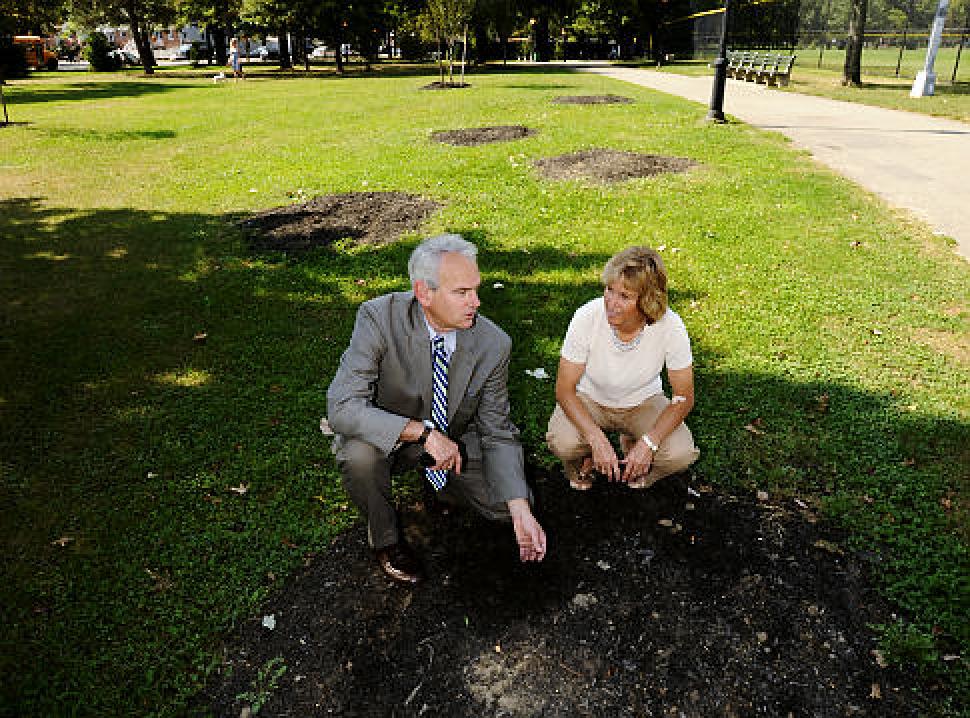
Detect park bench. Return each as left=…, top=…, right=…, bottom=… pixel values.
left=723, top=50, right=796, bottom=87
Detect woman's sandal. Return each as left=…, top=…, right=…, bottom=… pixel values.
left=569, top=473, right=594, bottom=491
left=568, top=457, right=595, bottom=490
left=627, top=474, right=660, bottom=490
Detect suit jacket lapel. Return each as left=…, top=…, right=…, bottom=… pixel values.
left=406, top=298, right=434, bottom=418
left=448, top=323, right=476, bottom=425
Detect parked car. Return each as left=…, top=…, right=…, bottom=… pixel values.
left=310, top=45, right=328, bottom=59
left=171, top=43, right=194, bottom=60
left=258, top=45, right=279, bottom=61
left=13, top=35, right=58, bottom=70
left=109, top=49, right=141, bottom=66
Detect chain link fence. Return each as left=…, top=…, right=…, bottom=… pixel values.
left=676, top=4, right=968, bottom=83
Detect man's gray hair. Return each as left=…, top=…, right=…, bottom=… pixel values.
left=408, top=233, right=478, bottom=289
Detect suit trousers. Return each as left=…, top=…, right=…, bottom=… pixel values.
left=336, top=438, right=513, bottom=549
left=546, top=392, right=700, bottom=487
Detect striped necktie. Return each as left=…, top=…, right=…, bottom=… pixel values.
left=426, top=335, right=449, bottom=490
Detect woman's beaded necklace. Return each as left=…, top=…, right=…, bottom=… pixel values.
left=610, top=324, right=645, bottom=352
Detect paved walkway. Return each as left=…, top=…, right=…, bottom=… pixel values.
left=577, top=65, right=970, bottom=261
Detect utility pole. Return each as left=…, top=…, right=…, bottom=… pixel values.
left=911, top=0, right=951, bottom=96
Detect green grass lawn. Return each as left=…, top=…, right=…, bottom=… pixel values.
left=645, top=47, right=970, bottom=122
left=1, top=67, right=967, bottom=716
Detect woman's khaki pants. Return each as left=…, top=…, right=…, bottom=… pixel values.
left=546, top=393, right=699, bottom=488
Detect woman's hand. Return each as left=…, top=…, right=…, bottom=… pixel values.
left=589, top=430, right=621, bottom=481
left=621, top=438, right=654, bottom=482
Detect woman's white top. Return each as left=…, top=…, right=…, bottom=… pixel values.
left=560, top=297, right=693, bottom=408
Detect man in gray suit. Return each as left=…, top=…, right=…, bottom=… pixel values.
left=327, top=234, right=547, bottom=584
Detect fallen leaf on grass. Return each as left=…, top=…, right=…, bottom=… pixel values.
left=192, top=331, right=208, bottom=344
left=870, top=683, right=882, bottom=699
left=813, top=539, right=844, bottom=555
left=281, top=537, right=298, bottom=549
left=51, top=536, right=73, bottom=547
left=744, top=423, right=765, bottom=436
left=262, top=614, right=276, bottom=630
left=525, top=368, right=549, bottom=380
left=229, top=484, right=249, bottom=495
left=900, top=457, right=915, bottom=467
left=756, top=491, right=769, bottom=501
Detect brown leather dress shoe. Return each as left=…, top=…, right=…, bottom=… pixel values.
left=374, top=543, right=423, bottom=585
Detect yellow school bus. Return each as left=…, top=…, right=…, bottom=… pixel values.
left=13, top=36, right=58, bottom=71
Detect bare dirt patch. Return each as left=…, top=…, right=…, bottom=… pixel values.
left=553, top=94, right=634, bottom=105
left=193, top=469, right=943, bottom=717
left=431, top=126, right=538, bottom=146
left=422, top=81, right=471, bottom=90
left=241, top=192, right=440, bottom=254
left=533, top=149, right=697, bottom=183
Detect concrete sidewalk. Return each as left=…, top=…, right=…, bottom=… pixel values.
left=579, top=65, right=970, bottom=261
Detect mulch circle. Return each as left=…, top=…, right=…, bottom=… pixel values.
left=553, top=94, right=634, bottom=105
left=533, top=149, right=697, bottom=183
left=422, top=81, right=471, bottom=90
left=193, top=469, right=939, bottom=717
left=431, top=126, right=538, bottom=146
left=241, top=192, right=440, bottom=254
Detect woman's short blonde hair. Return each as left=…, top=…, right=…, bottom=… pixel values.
left=601, top=246, right=668, bottom=324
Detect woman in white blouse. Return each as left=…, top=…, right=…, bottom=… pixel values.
left=546, top=246, right=700, bottom=490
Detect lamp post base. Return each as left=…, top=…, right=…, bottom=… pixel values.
left=910, top=70, right=936, bottom=97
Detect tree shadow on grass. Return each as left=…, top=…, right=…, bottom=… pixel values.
left=1, top=198, right=966, bottom=715
left=2, top=80, right=203, bottom=105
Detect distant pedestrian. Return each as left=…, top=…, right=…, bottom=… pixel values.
left=228, top=38, right=243, bottom=79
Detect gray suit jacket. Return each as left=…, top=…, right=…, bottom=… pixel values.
left=327, top=291, right=528, bottom=504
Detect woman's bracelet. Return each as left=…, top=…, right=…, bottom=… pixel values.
left=641, top=434, right=659, bottom=452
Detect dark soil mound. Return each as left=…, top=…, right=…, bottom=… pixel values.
left=242, top=192, right=440, bottom=254
left=534, top=149, right=696, bottom=183
left=422, top=81, right=471, bottom=90
left=553, top=94, right=634, bottom=105
left=194, top=470, right=937, bottom=717
left=431, top=126, right=537, bottom=146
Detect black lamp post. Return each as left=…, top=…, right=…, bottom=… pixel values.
left=707, top=0, right=732, bottom=122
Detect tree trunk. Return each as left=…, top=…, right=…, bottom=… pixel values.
left=534, top=15, right=551, bottom=61
left=212, top=26, right=227, bottom=66
left=843, top=0, right=868, bottom=85
left=279, top=25, right=292, bottom=69
left=304, top=27, right=310, bottom=71
left=473, top=21, right=489, bottom=64
left=334, top=24, right=345, bottom=73
left=123, top=1, right=155, bottom=75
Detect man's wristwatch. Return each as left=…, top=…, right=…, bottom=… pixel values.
left=418, top=419, right=435, bottom=445
left=641, top=433, right=659, bottom=452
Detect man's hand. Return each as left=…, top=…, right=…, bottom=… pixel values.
left=424, top=430, right=463, bottom=475
left=621, top=438, right=654, bottom=482
left=508, top=498, right=547, bottom=562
